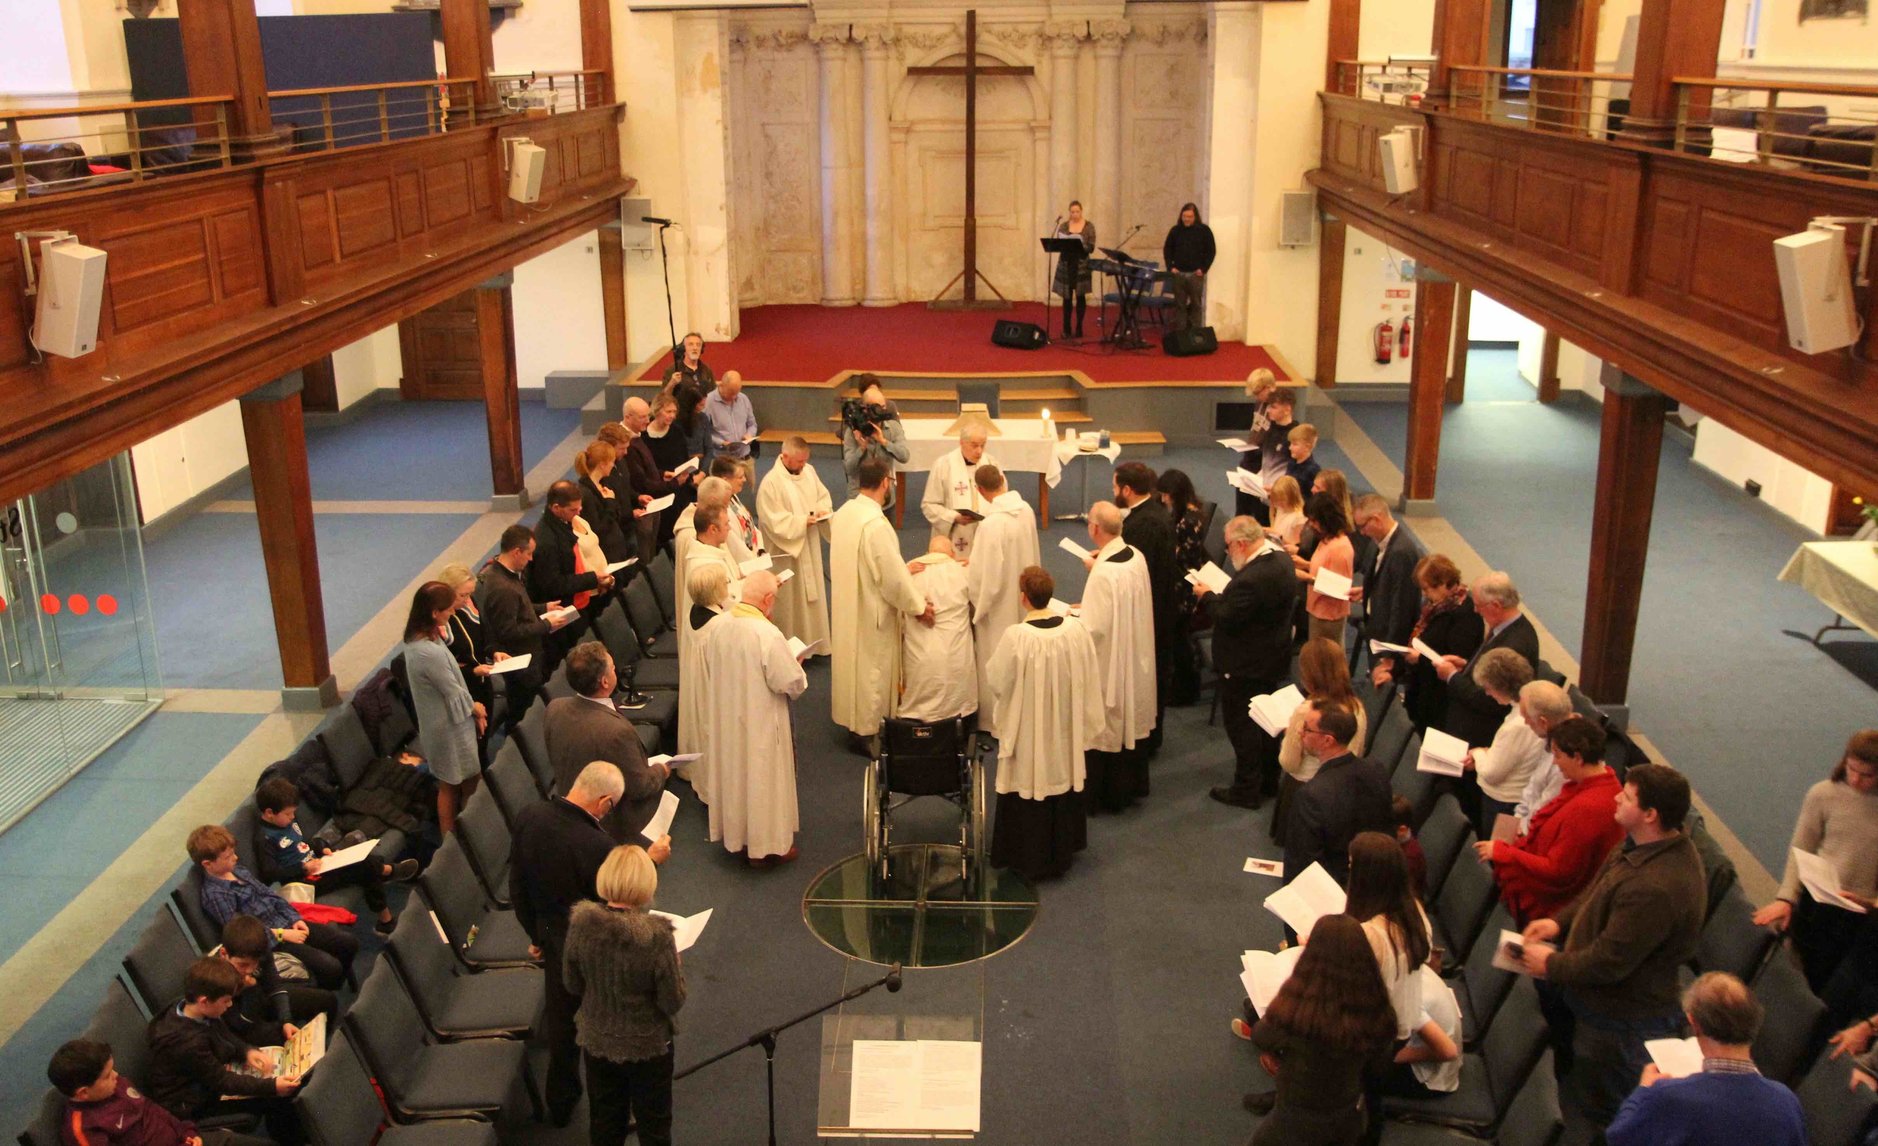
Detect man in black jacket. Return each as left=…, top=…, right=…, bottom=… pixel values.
left=1282, top=706, right=1391, bottom=886
left=1197, top=516, right=1297, bottom=809
left=478, top=524, right=570, bottom=726
left=1436, top=570, right=1540, bottom=746
left=1352, top=494, right=1426, bottom=681
left=146, top=958, right=304, bottom=1143
left=1161, top=201, right=1216, bottom=332
left=531, top=480, right=616, bottom=655
left=1115, top=462, right=1178, bottom=755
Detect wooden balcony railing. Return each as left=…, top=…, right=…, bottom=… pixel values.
left=1447, top=66, right=1633, bottom=141
left=1331, top=59, right=1432, bottom=105
left=1673, top=77, right=1878, bottom=183
left=1, top=95, right=233, bottom=203
left=266, top=78, right=483, bottom=154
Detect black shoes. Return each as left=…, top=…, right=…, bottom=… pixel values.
left=1210, top=786, right=1262, bottom=810
left=1242, top=1092, right=1275, bottom=1115
left=388, top=858, right=421, bottom=883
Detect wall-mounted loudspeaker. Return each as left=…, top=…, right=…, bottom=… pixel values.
left=507, top=140, right=545, bottom=203
left=1379, top=128, right=1419, bottom=195
left=33, top=237, right=107, bottom=359
left=1774, top=223, right=1859, bottom=354
left=1279, top=190, right=1317, bottom=247
left=620, top=197, right=655, bottom=251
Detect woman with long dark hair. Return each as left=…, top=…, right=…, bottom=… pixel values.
left=1052, top=200, right=1097, bottom=338
left=1755, top=729, right=1878, bottom=993
left=401, top=580, right=484, bottom=832
left=1245, top=914, right=1399, bottom=1144
left=1296, top=491, right=1354, bottom=647
left=1345, top=832, right=1434, bottom=1036
left=1155, top=467, right=1207, bottom=705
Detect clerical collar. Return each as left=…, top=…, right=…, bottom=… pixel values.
left=1096, top=536, right=1128, bottom=562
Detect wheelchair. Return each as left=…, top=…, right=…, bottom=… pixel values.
left=861, top=715, right=989, bottom=888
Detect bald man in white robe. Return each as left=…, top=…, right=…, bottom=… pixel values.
left=964, top=463, right=1040, bottom=734
left=1076, top=501, right=1158, bottom=811
left=755, top=436, right=833, bottom=652
left=920, top=426, right=1001, bottom=560
left=899, top=537, right=977, bottom=722
left=701, top=571, right=809, bottom=865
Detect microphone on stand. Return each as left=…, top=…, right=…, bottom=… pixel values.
left=642, top=215, right=675, bottom=226
left=886, top=963, right=904, bottom=992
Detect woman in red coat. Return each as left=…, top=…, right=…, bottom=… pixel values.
left=1473, top=716, right=1623, bottom=927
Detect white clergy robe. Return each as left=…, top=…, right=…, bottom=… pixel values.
left=677, top=541, right=742, bottom=776
left=829, top=495, right=926, bottom=736
left=898, top=553, right=977, bottom=722
left=985, top=615, right=1103, bottom=799
left=700, top=602, right=807, bottom=859
left=1079, top=536, right=1158, bottom=752
left=755, top=459, right=833, bottom=652
left=964, top=489, right=1041, bottom=732
left=920, top=447, right=1002, bottom=558
left=729, top=495, right=766, bottom=558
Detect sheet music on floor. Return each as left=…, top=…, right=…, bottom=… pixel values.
left=848, top=1040, right=982, bottom=1132
left=649, top=908, right=714, bottom=953
left=485, top=653, right=532, bottom=676
left=1227, top=468, right=1267, bottom=499
left=1248, top=684, right=1304, bottom=737
left=315, top=837, right=381, bottom=875
left=1312, top=567, right=1352, bottom=601
left=1793, top=848, right=1869, bottom=913
left=1417, top=728, right=1470, bottom=777
left=641, top=791, right=681, bottom=842
left=1185, top=562, right=1231, bottom=595
left=1058, top=537, right=1094, bottom=561
left=1240, top=946, right=1303, bottom=1018
left=1263, top=862, right=1346, bottom=936
left=1645, top=1037, right=1705, bottom=1079
left=1243, top=857, right=1283, bottom=877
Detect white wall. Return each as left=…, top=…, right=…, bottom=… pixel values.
left=512, top=230, right=608, bottom=389
left=1335, top=226, right=1417, bottom=384
left=1, top=0, right=76, bottom=93
left=1692, top=417, right=1834, bottom=530
left=1357, top=0, right=1434, bottom=61
left=616, top=10, right=704, bottom=362
left=129, top=401, right=248, bottom=522
left=328, top=325, right=402, bottom=407
left=1467, top=291, right=1531, bottom=342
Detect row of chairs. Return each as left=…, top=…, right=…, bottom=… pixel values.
left=1333, top=684, right=1878, bottom=1145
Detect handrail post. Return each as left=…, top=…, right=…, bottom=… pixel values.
left=8, top=118, right=29, bottom=201
left=1758, top=88, right=1778, bottom=163
left=319, top=93, right=333, bottom=149
left=465, top=83, right=477, bottom=126
left=1674, top=86, right=1689, bottom=152
left=427, top=86, right=439, bottom=134
left=216, top=104, right=230, bottom=165
left=127, top=108, right=144, bottom=181
left=377, top=88, right=390, bottom=141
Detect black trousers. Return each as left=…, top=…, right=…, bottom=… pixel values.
left=586, top=1046, right=675, bottom=1146
left=306, top=856, right=386, bottom=913
left=288, top=921, right=357, bottom=991
left=1060, top=292, right=1086, bottom=335
left=213, top=1096, right=304, bottom=1146
left=542, top=939, right=584, bottom=1121
left=1220, top=673, right=1283, bottom=800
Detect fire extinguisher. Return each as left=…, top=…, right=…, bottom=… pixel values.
left=1398, top=315, right=1414, bottom=359
left=1373, top=319, right=1395, bottom=365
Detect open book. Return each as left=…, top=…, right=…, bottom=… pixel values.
left=1416, top=728, right=1470, bottom=777
left=649, top=908, right=714, bottom=953
left=1185, top=562, right=1231, bottom=595
left=1263, top=862, right=1346, bottom=936
left=1227, top=468, right=1267, bottom=499
left=1793, top=848, right=1869, bottom=913
left=1240, top=945, right=1304, bottom=1018
left=237, top=1014, right=326, bottom=1083
left=1047, top=599, right=1080, bottom=618
left=670, top=456, right=700, bottom=477
left=1218, top=437, right=1252, bottom=451
left=544, top=606, right=580, bottom=626
left=1248, top=684, right=1305, bottom=737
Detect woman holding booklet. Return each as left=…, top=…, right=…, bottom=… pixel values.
left=1295, top=492, right=1355, bottom=647
left=1384, top=555, right=1483, bottom=735
left=1473, top=716, right=1622, bottom=928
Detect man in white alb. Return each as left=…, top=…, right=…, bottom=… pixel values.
left=755, top=435, right=833, bottom=653
left=964, top=463, right=1040, bottom=732
left=673, top=476, right=734, bottom=614
left=921, top=425, right=1000, bottom=560
left=899, top=537, right=977, bottom=723
left=677, top=503, right=741, bottom=766
left=830, top=457, right=934, bottom=754
left=1076, top=501, right=1157, bottom=812
left=700, top=570, right=809, bottom=866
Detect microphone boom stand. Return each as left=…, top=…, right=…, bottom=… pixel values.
left=674, top=963, right=904, bottom=1146
left=652, top=220, right=679, bottom=368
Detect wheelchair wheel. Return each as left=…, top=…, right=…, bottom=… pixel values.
left=967, top=758, right=989, bottom=885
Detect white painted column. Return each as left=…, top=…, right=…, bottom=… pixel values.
left=1046, top=23, right=1082, bottom=212
left=859, top=26, right=897, bottom=306
left=1202, top=2, right=1258, bottom=342
left=1091, top=19, right=1130, bottom=237
left=673, top=13, right=739, bottom=342
left=814, top=23, right=859, bottom=306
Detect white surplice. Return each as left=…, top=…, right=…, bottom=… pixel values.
left=677, top=541, right=742, bottom=777
left=898, top=553, right=977, bottom=722
left=1079, top=536, right=1158, bottom=752
left=700, top=603, right=808, bottom=859
left=829, top=495, right=927, bottom=736
left=729, top=495, right=766, bottom=558
left=964, top=489, right=1041, bottom=734
left=920, top=448, right=1002, bottom=559
left=756, top=459, right=833, bottom=652
left=985, top=615, right=1103, bottom=798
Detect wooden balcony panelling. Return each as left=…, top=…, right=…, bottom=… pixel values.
left=1319, top=93, right=1420, bottom=191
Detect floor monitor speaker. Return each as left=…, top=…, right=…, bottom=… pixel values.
left=991, top=320, right=1047, bottom=350
left=1163, top=326, right=1218, bottom=357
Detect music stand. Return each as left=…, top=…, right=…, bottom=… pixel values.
left=1040, top=236, right=1086, bottom=343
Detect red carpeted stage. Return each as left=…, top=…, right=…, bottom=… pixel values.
left=633, top=303, right=1295, bottom=385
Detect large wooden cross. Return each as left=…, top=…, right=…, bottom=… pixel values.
left=907, top=10, right=1033, bottom=309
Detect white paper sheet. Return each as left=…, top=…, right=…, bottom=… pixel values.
left=644, top=493, right=676, bottom=513
left=670, top=457, right=700, bottom=477
left=787, top=636, right=827, bottom=659
left=649, top=908, right=713, bottom=952
left=649, top=753, right=702, bottom=767
left=1369, top=639, right=1412, bottom=655
left=848, top=1040, right=982, bottom=1132
left=1186, top=562, right=1231, bottom=595
left=1058, top=537, right=1094, bottom=561
left=1417, top=727, right=1470, bottom=777
left=777, top=568, right=795, bottom=584
left=1263, top=862, right=1346, bottom=936
left=1248, top=684, right=1305, bottom=737
left=641, top=791, right=681, bottom=842
left=740, top=554, right=773, bottom=575
left=1645, top=1037, right=1705, bottom=1079
left=545, top=606, right=580, bottom=625
left=1793, top=848, right=1869, bottom=913
left=1312, top=566, right=1353, bottom=601
left=1490, top=929, right=1531, bottom=974
left=485, top=653, right=532, bottom=676
left=315, top=837, right=380, bottom=874
left=1411, top=637, right=1442, bottom=662
left=606, top=558, right=638, bottom=574
left=1243, top=857, right=1283, bottom=877
left=1239, top=946, right=1304, bottom=1018
left=1218, top=437, right=1252, bottom=451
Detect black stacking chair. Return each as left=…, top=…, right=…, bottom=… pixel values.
left=596, top=601, right=681, bottom=690
left=512, top=700, right=555, bottom=797
left=542, top=662, right=576, bottom=702
left=172, top=867, right=223, bottom=951
left=1428, top=829, right=1496, bottom=974
left=1382, top=977, right=1550, bottom=1134
left=1417, top=795, right=1471, bottom=902
left=1369, top=699, right=1415, bottom=779
left=647, top=549, right=678, bottom=627
left=15, top=1088, right=67, bottom=1146
left=453, top=785, right=513, bottom=908
left=297, top=1030, right=501, bottom=1146
left=122, top=908, right=200, bottom=1014
left=624, top=576, right=679, bottom=657
left=383, top=899, right=543, bottom=1041
left=1455, top=904, right=1519, bottom=1047
left=1375, top=1050, right=1563, bottom=1146
left=1361, top=679, right=1398, bottom=744
left=483, top=739, right=542, bottom=827
left=1750, top=952, right=1829, bottom=1085
left=79, top=979, right=154, bottom=1093
left=1392, top=735, right=1440, bottom=828
left=1694, top=886, right=1779, bottom=984
left=416, top=838, right=537, bottom=971
left=1794, top=1052, right=1878, bottom=1146
left=318, top=706, right=379, bottom=793
left=342, top=962, right=535, bottom=1123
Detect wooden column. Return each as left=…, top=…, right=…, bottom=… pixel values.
left=599, top=222, right=628, bottom=372
left=1428, top=0, right=1492, bottom=107
left=1402, top=275, right=1456, bottom=508
left=176, top=0, right=281, bottom=158
left=579, top=0, right=616, bottom=104
left=1580, top=371, right=1668, bottom=703
left=1445, top=287, right=1472, bottom=403
left=476, top=272, right=528, bottom=509
left=1619, top=0, right=1727, bottom=145
left=1316, top=215, right=1348, bottom=389
left=239, top=373, right=336, bottom=710
left=1537, top=330, right=1562, bottom=403
left=441, top=0, right=498, bottom=117
left=1326, top=0, right=1361, bottom=93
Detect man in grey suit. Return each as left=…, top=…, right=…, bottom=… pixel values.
left=544, top=641, right=671, bottom=843
left=1436, top=571, right=1541, bottom=747
left=1352, top=494, right=1426, bottom=680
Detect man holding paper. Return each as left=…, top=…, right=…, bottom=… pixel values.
left=965, top=464, right=1041, bottom=730
left=478, top=524, right=576, bottom=726
left=546, top=641, right=671, bottom=843
left=1280, top=705, right=1390, bottom=886
left=899, top=537, right=977, bottom=723
left=1434, top=572, right=1539, bottom=748
left=701, top=571, right=809, bottom=866
left=1350, top=494, right=1425, bottom=671
left=1077, top=502, right=1157, bottom=812
left=921, top=424, right=1000, bottom=559
left=705, top=370, right=759, bottom=475
left=756, top=436, right=834, bottom=652
left=1196, top=517, right=1297, bottom=810
left=831, top=458, right=934, bottom=752
left=1114, top=462, right=1178, bottom=753
left=532, top=482, right=617, bottom=638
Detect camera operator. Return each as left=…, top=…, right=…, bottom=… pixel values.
left=840, top=374, right=908, bottom=508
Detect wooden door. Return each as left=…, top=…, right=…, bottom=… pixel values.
left=398, top=290, right=485, bottom=400
left=1827, top=484, right=1873, bottom=535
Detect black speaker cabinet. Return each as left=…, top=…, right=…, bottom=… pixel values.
left=1163, top=326, right=1219, bottom=357
left=991, top=320, right=1047, bottom=350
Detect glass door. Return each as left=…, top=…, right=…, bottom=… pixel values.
left=0, top=453, right=163, bottom=834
